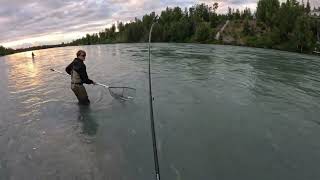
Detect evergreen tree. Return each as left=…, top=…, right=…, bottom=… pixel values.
left=293, top=15, right=314, bottom=52
left=117, top=22, right=125, bottom=32
left=228, top=7, right=233, bottom=19
left=276, top=0, right=305, bottom=41
left=257, top=0, right=280, bottom=26
left=306, top=0, right=311, bottom=14
left=194, top=22, right=210, bottom=42
left=243, top=19, right=252, bottom=35
left=242, top=7, right=253, bottom=19
left=235, top=9, right=241, bottom=19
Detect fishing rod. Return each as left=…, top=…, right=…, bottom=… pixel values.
left=148, top=21, right=161, bottom=180
left=50, top=68, right=135, bottom=100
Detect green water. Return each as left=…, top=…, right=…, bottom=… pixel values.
left=0, top=44, right=319, bottom=180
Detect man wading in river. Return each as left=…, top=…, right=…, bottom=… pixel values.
left=66, top=50, right=96, bottom=105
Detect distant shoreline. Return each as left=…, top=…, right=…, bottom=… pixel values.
left=1, top=42, right=319, bottom=58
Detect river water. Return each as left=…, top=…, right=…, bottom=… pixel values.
left=0, top=43, right=320, bottom=180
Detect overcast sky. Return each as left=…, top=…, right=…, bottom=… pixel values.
left=0, top=0, right=319, bottom=48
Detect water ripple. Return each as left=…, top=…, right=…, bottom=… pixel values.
left=1, top=44, right=320, bottom=180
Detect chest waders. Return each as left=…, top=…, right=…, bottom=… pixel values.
left=71, top=70, right=90, bottom=105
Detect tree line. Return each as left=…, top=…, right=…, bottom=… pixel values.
left=0, top=43, right=69, bottom=57
left=69, top=3, right=259, bottom=45
left=0, top=46, right=14, bottom=56
left=70, top=3, right=228, bottom=45
left=252, top=0, right=319, bottom=52
left=70, top=0, right=320, bottom=53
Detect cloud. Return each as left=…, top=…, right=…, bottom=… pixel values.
left=0, top=0, right=319, bottom=48
left=0, top=0, right=115, bottom=46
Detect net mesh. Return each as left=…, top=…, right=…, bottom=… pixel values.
left=108, top=87, right=136, bottom=100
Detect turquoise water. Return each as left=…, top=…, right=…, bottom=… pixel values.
left=0, top=44, right=320, bottom=180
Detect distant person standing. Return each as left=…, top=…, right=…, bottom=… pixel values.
left=31, top=52, right=35, bottom=58
left=65, top=50, right=96, bottom=105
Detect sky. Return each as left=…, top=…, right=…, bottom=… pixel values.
left=0, top=0, right=319, bottom=48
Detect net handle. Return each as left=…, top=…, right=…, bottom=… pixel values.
left=96, top=82, right=109, bottom=88
left=50, top=68, right=135, bottom=100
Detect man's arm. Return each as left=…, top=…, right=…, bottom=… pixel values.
left=65, top=62, right=73, bottom=75
left=81, top=66, right=94, bottom=84
left=74, top=63, right=94, bottom=84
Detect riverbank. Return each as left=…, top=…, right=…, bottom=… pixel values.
left=1, top=41, right=320, bottom=58
left=214, top=19, right=320, bottom=56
